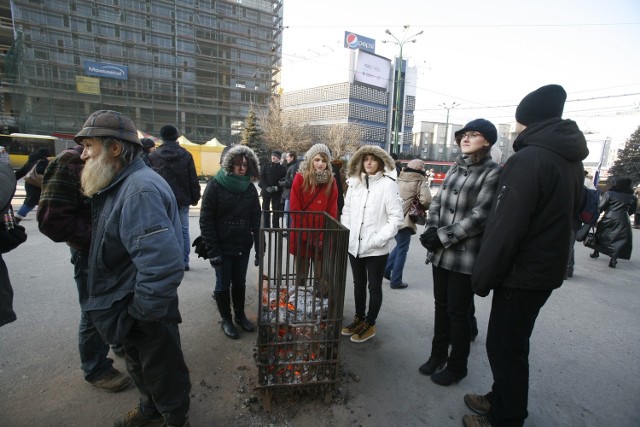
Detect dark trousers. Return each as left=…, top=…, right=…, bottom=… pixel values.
left=262, top=193, right=283, bottom=228
left=0, top=253, right=17, bottom=328
left=123, top=320, right=191, bottom=425
left=431, top=265, right=473, bottom=375
left=349, top=254, right=387, bottom=325
left=486, top=287, right=552, bottom=427
left=214, top=252, right=250, bottom=292
left=70, top=247, right=114, bottom=381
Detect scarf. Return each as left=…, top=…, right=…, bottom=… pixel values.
left=214, top=169, right=251, bottom=193
left=315, top=169, right=331, bottom=184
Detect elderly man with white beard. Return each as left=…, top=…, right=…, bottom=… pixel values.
left=76, top=110, right=191, bottom=427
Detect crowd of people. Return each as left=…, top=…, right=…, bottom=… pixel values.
left=0, top=83, right=637, bottom=427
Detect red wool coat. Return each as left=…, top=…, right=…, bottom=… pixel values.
left=288, top=173, right=338, bottom=258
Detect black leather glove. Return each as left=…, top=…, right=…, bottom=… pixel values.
left=420, top=227, right=443, bottom=251
left=254, top=256, right=260, bottom=266
left=209, top=256, right=223, bottom=268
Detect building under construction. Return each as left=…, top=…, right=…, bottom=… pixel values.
left=0, top=0, right=283, bottom=143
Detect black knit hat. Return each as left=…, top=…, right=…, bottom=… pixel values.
left=454, top=118, right=498, bottom=145
left=271, top=150, right=282, bottom=159
left=160, top=125, right=180, bottom=141
left=515, top=84, right=567, bottom=126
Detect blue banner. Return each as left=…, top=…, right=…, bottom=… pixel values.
left=84, top=60, right=128, bottom=80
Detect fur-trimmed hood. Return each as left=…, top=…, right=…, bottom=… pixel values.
left=221, top=144, right=260, bottom=181
left=347, top=145, right=396, bottom=179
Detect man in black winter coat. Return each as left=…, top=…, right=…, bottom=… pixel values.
left=149, top=125, right=201, bottom=271
left=258, top=150, right=286, bottom=228
left=463, top=85, right=589, bottom=427
left=279, top=151, right=300, bottom=228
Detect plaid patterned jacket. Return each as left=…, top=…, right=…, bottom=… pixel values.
left=426, top=154, right=501, bottom=275
left=37, top=145, right=92, bottom=252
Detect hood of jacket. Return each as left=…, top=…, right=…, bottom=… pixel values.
left=154, top=140, right=186, bottom=161
left=513, top=118, right=588, bottom=162
left=220, top=144, right=260, bottom=181
left=347, top=145, right=397, bottom=178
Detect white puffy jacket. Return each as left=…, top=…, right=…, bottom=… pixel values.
left=341, top=171, right=403, bottom=258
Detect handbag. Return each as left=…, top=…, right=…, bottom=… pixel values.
left=191, top=236, right=208, bottom=259
left=24, top=162, right=44, bottom=188
left=1, top=207, right=28, bottom=253
left=408, top=197, right=426, bottom=225
left=583, top=227, right=597, bottom=249
left=575, top=222, right=591, bottom=242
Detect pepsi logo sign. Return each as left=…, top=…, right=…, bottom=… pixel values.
left=346, top=33, right=359, bottom=49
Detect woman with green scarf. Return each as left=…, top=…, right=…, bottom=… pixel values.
left=200, top=145, right=261, bottom=339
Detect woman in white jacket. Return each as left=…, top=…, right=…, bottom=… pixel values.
left=340, top=145, right=403, bottom=343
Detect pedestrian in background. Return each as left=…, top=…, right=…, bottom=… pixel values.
left=0, top=145, right=9, bottom=165
left=634, top=184, right=640, bottom=228
left=467, top=85, right=588, bottom=427
left=279, top=151, right=300, bottom=229
left=340, top=145, right=403, bottom=343
left=418, top=119, right=501, bottom=387
left=140, top=137, right=156, bottom=166
left=259, top=150, right=287, bottom=229
left=76, top=110, right=191, bottom=427
left=289, top=144, right=338, bottom=296
left=13, top=148, right=50, bottom=222
left=384, top=158, right=431, bottom=289
left=590, top=177, right=637, bottom=268
left=149, top=125, right=201, bottom=271
left=199, top=145, right=261, bottom=339
left=1, top=163, right=27, bottom=328
left=37, top=144, right=130, bottom=392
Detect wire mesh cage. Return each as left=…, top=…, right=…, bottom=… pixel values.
left=255, top=211, right=349, bottom=409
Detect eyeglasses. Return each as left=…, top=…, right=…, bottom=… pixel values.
left=459, top=131, right=483, bottom=139
left=233, top=162, right=248, bottom=168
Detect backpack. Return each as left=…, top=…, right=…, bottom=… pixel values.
left=579, top=187, right=600, bottom=225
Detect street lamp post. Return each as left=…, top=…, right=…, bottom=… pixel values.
left=441, top=102, right=459, bottom=146
left=383, top=26, right=423, bottom=156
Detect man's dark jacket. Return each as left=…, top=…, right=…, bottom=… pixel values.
left=259, top=161, right=286, bottom=196
left=149, top=140, right=201, bottom=207
left=472, top=118, right=588, bottom=296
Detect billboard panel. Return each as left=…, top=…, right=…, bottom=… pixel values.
left=76, top=76, right=100, bottom=95
left=353, top=50, right=391, bottom=90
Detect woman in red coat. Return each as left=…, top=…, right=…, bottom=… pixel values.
left=289, top=144, right=338, bottom=294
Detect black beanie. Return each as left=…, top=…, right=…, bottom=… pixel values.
left=271, top=150, right=282, bottom=159
left=454, top=118, right=498, bottom=145
left=515, top=84, right=567, bottom=126
left=160, top=125, right=179, bottom=141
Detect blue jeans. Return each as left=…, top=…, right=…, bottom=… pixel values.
left=178, top=205, right=190, bottom=267
left=384, top=227, right=412, bottom=286
left=71, top=247, right=114, bottom=381
left=214, top=252, right=250, bottom=292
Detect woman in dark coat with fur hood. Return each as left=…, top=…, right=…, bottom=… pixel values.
left=200, top=145, right=261, bottom=339
left=591, top=177, right=637, bottom=268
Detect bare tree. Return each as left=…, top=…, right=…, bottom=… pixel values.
left=317, top=123, right=363, bottom=159
left=259, top=95, right=313, bottom=153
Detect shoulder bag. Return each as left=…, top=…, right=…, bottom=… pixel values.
left=24, top=162, right=44, bottom=188
left=408, top=181, right=426, bottom=225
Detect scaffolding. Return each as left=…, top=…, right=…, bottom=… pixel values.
left=1, top=0, right=283, bottom=143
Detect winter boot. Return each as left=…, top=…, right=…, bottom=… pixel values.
left=214, top=291, right=239, bottom=339
left=231, top=286, right=255, bottom=332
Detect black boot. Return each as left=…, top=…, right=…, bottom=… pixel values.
left=232, top=286, right=255, bottom=332
left=214, top=291, right=239, bottom=339
left=590, top=250, right=599, bottom=259
left=609, top=257, right=617, bottom=268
